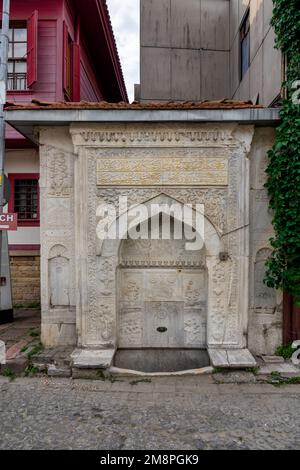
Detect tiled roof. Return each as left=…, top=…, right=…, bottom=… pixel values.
left=5, top=99, right=262, bottom=111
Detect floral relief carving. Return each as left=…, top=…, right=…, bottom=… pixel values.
left=46, top=148, right=73, bottom=197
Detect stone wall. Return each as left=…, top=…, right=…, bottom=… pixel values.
left=10, top=254, right=41, bottom=307
left=38, top=121, right=280, bottom=359
left=39, top=127, right=77, bottom=348
left=248, top=127, right=282, bottom=355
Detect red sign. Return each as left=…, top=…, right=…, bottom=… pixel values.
left=0, top=213, right=18, bottom=231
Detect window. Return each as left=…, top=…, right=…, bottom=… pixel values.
left=240, top=10, right=250, bottom=81
left=63, top=22, right=81, bottom=101
left=8, top=26, right=27, bottom=91
left=65, top=36, right=73, bottom=98
left=8, top=174, right=40, bottom=227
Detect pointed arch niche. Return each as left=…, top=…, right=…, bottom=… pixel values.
left=92, top=194, right=242, bottom=359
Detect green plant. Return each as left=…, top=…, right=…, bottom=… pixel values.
left=1, top=368, right=16, bottom=381
left=245, top=367, right=259, bottom=375
left=129, top=378, right=152, bottom=386
left=264, top=1, right=300, bottom=303
left=95, top=370, right=121, bottom=383
left=24, top=364, right=39, bottom=377
left=29, top=330, right=39, bottom=338
left=267, top=371, right=300, bottom=387
left=13, top=302, right=41, bottom=309
left=27, top=341, right=43, bottom=360
left=275, top=342, right=295, bottom=359
left=212, top=367, right=225, bottom=374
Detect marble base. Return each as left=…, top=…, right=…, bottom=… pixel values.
left=208, top=348, right=257, bottom=369
left=71, top=349, right=116, bottom=369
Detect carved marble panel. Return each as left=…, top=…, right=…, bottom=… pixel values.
left=184, top=308, right=206, bottom=347
left=97, top=188, right=228, bottom=234
left=49, top=257, right=70, bottom=307
left=120, top=270, right=143, bottom=307
left=144, top=301, right=184, bottom=347
left=118, top=308, right=143, bottom=347
left=44, top=146, right=73, bottom=197
left=183, top=272, right=207, bottom=307
left=118, top=267, right=207, bottom=348
left=254, top=248, right=277, bottom=311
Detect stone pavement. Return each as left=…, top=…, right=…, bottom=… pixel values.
left=0, top=309, right=40, bottom=353
left=0, top=375, right=299, bottom=450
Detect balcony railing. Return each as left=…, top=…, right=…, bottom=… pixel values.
left=7, top=73, right=27, bottom=91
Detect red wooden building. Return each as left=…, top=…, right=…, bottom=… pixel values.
left=1, top=0, right=127, bottom=307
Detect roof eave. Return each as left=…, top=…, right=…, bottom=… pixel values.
left=5, top=108, right=280, bottom=145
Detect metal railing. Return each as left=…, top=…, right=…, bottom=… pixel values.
left=7, top=72, right=27, bottom=91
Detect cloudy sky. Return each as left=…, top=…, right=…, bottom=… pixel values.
left=107, top=0, right=140, bottom=102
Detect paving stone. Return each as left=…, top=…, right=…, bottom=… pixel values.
left=6, top=339, right=30, bottom=360
left=213, top=372, right=257, bottom=384
left=227, top=349, right=257, bottom=368
left=32, top=363, right=47, bottom=373
left=0, top=377, right=299, bottom=450
left=258, top=363, right=300, bottom=377
left=72, top=368, right=110, bottom=380
left=4, top=357, right=29, bottom=374
left=261, top=355, right=285, bottom=364
left=208, top=349, right=256, bottom=368
left=47, top=364, right=71, bottom=378
left=208, top=349, right=229, bottom=367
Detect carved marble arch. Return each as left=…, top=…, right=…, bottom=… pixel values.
left=99, top=193, right=224, bottom=259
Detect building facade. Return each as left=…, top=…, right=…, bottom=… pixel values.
left=6, top=103, right=282, bottom=372
left=2, top=0, right=127, bottom=307
left=140, top=0, right=282, bottom=107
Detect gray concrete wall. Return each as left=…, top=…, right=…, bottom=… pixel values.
left=140, top=0, right=282, bottom=107
left=230, top=0, right=282, bottom=106
left=140, top=0, right=230, bottom=102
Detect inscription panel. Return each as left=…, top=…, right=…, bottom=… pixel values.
left=97, top=156, right=228, bottom=186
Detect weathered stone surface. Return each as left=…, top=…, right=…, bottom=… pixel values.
left=208, top=349, right=229, bottom=368
left=114, top=349, right=210, bottom=373
left=38, top=122, right=279, bottom=370
left=72, top=349, right=115, bottom=369
left=4, top=357, right=29, bottom=374
left=1, top=377, right=300, bottom=450
left=261, top=355, right=285, bottom=364
left=0, top=341, right=5, bottom=365
left=209, top=348, right=257, bottom=368
left=213, top=372, right=257, bottom=384
left=71, top=368, right=107, bottom=380
left=258, top=363, right=300, bottom=376
left=47, top=364, right=71, bottom=378
left=227, top=349, right=257, bottom=368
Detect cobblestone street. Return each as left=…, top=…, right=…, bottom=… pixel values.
left=0, top=376, right=299, bottom=450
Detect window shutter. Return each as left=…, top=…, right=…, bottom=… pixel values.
left=27, top=10, right=38, bottom=87
left=72, top=43, right=80, bottom=101
left=63, top=21, right=69, bottom=93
